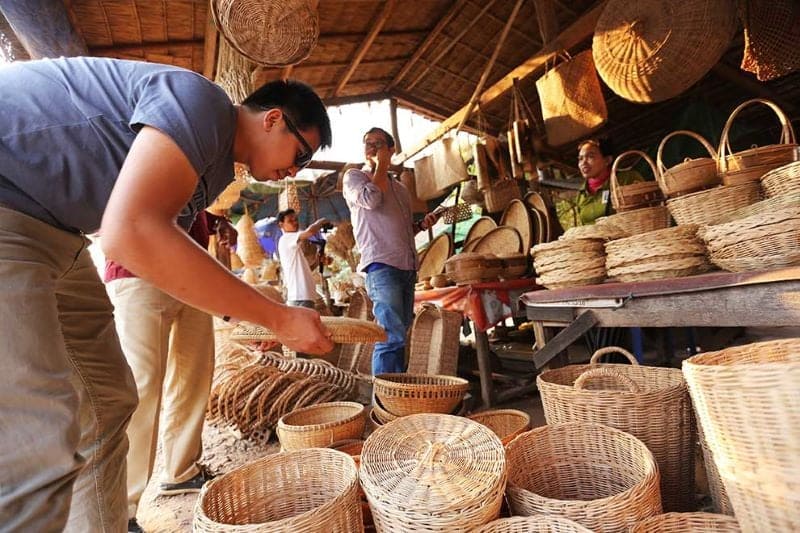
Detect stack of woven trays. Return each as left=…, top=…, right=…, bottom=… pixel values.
left=605, top=225, right=712, bottom=282
left=561, top=220, right=628, bottom=241
left=360, top=414, right=507, bottom=531
left=698, top=198, right=800, bottom=272
left=532, top=238, right=606, bottom=289
left=371, top=373, right=470, bottom=424
left=444, top=252, right=503, bottom=285
left=276, top=401, right=366, bottom=451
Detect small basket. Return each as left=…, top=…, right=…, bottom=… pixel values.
left=445, top=252, right=502, bottom=285
left=600, top=205, right=671, bottom=236
left=475, top=516, right=593, bottom=533
left=657, top=130, right=720, bottom=197
left=407, top=303, right=461, bottom=376
left=666, top=182, right=761, bottom=226
left=506, top=422, right=662, bottom=532
left=194, top=448, right=361, bottom=532
left=718, top=98, right=799, bottom=185
left=276, top=401, right=366, bottom=451
left=372, top=373, right=470, bottom=416
left=467, top=409, right=531, bottom=445
left=630, top=512, right=741, bottom=532
left=760, top=160, right=800, bottom=198
left=484, top=178, right=522, bottom=213
left=611, top=151, right=664, bottom=211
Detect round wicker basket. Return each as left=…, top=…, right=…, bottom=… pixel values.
left=666, top=182, right=762, bottom=226
left=372, top=373, right=470, bottom=416
left=657, top=130, right=721, bottom=198
left=760, top=160, right=800, bottom=198
left=611, top=150, right=664, bottom=212
left=630, top=512, right=741, bottom=532
left=475, top=516, right=593, bottom=533
left=600, top=205, right=671, bottom=236
left=276, top=401, right=366, bottom=451
left=467, top=409, right=531, bottom=445
left=506, top=422, right=662, bottom=532
left=194, top=448, right=361, bottom=532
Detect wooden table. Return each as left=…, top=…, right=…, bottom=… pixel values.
left=521, top=267, right=800, bottom=370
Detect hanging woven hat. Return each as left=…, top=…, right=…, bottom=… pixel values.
left=211, top=0, right=320, bottom=67
left=592, top=0, right=737, bottom=103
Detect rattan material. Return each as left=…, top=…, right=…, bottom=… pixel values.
left=445, top=252, right=502, bottom=285
left=194, top=448, right=362, bottom=532
left=683, top=339, right=800, bottom=532
left=532, top=238, right=607, bottom=289
left=562, top=222, right=628, bottom=241
left=276, top=401, right=366, bottom=451
left=630, top=512, right=741, bottom=532
left=407, top=303, right=461, bottom=376
left=537, top=347, right=695, bottom=512
left=360, top=414, right=507, bottom=531
left=698, top=421, right=735, bottom=515
left=600, top=205, right=672, bottom=236
left=500, top=199, right=533, bottom=254
left=418, top=233, right=453, bottom=280
left=467, top=409, right=531, bottom=446
left=506, top=422, right=662, bottom=531
left=484, top=178, right=521, bottom=213
left=718, top=99, right=799, bottom=185
left=464, top=216, right=498, bottom=248
left=657, top=130, right=721, bottom=197
left=592, top=0, right=736, bottom=103
left=760, top=160, right=800, bottom=198
left=524, top=191, right=553, bottom=243
left=611, top=151, right=664, bottom=211
left=212, top=0, right=319, bottom=67
left=740, top=0, right=800, bottom=81
left=476, top=516, right=593, bottom=533
left=230, top=317, right=387, bottom=344
left=667, top=182, right=762, bottom=226
left=474, top=226, right=523, bottom=255
left=373, top=373, right=470, bottom=416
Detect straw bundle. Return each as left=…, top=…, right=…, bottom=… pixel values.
left=532, top=238, right=606, bottom=289
left=235, top=212, right=265, bottom=268
left=325, top=222, right=358, bottom=271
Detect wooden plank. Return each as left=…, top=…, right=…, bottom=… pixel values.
left=534, top=0, right=559, bottom=44
left=333, top=0, right=397, bottom=97
left=395, top=0, right=607, bottom=162
left=202, top=7, right=218, bottom=79
left=323, top=92, right=390, bottom=107
left=1, top=0, right=87, bottom=58
left=474, top=329, right=495, bottom=408
left=533, top=311, right=598, bottom=368
left=89, top=39, right=204, bottom=54
left=389, top=97, right=401, bottom=153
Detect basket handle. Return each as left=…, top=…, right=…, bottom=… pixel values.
left=718, top=98, right=797, bottom=174
left=610, top=150, right=658, bottom=206
left=590, top=346, right=639, bottom=365
left=656, top=130, right=718, bottom=187
left=574, top=367, right=640, bottom=393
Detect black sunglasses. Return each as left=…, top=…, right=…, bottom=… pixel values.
left=262, top=107, right=315, bottom=169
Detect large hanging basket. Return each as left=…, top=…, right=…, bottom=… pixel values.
left=683, top=339, right=800, bottom=532
left=592, top=0, right=737, bottom=103
left=537, top=347, right=696, bottom=512
left=718, top=99, right=799, bottom=186
left=611, top=151, right=664, bottom=212
left=657, top=130, right=721, bottom=198
left=484, top=178, right=522, bottom=213
left=740, top=0, right=800, bottom=82
left=506, top=422, right=662, bottom=532
left=194, top=448, right=362, bottom=532
left=630, top=512, right=741, bottom=532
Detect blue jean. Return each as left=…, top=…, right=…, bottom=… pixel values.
left=365, top=266, right=416, bottom=375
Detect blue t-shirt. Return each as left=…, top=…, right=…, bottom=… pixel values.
left=0, top=57, right=237, bottom=233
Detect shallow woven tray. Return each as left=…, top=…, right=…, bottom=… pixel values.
left=373, top=373, right=470, bottom=416
left=500, top=199, right=533, bottom=253
left=666, top=182, right=761, bottom=226
left=418, top=233, right=453, bottom=280
left=562, top=222, right=628, bottom=241
left=464, top=216, right=498, bottom=249
left=231, top=317, right=387, bottom=344
left=474, top=226, right=523, bottom=255
left=276, top=401, right=366, bottom=451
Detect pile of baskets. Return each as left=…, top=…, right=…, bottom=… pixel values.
left=604, top=225, right=712, bottom=282
left=370, top=373, right=470, bottom=425
left=532, top=237, right=606, bottom=289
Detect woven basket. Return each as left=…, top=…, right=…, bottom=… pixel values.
left=473, top=226, right=523, bottom=255
left=476, top=516, right=593, bottom=533
left=740, top=0, right=800, bottom=81
left=418, top=233, right=453, bottom=281
left=593, top=0, right=736, bottom=103
left=683, top=339, right=800, bottom=532
left=484, top=178, right=521, bottom=213
left=467, top=409, right=531, bottom=446
left=537, top=347, right=695, bottom=512
left=194, top=448, right=362, bottom=532
left=464, top=216, right=498, bottom=249
left=666, top=182, right=762, bottom=226
left=501, top=199, right=534, bottom=253
left=562, top=221, right=628, bottom=241
left=506, top=422, right=662, bottom=531
left=718, top=99, right=799, bottom=186
left=211, top=0, right=319, bottom=67
left=498, top=252, right=528, bottom=280
left=760, top=160, right=800, bottom=197
left=360, top=414, right=506, bottom=532
left=630, top=512, right=741, bottom=532
left=373, top=373, right=470, bottom=416
left=231, top=317, right=387, bottom=345
left=536, top=50, right=608, bottom=147
left=532, top=238, right=607, bottom=289
left=599, top=205, right=672, bottom=236
left=611, top=151, right=664, bottom=211
left=276, top=401, right=366, bottom=451
left=657, top=130, right=721, bottom=198
left=445, top=252, right=502, bottom=285
left=407, top=303, right=461, bottom=376
left=698, top=421, right=735, bottom=516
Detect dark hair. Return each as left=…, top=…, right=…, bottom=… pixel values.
left=578, top=137, right=616, bottom=158
left=243, top=80, right=333, bottom=149
left=363, top=127, right=395, bottom=149
left=277, top=209, right=296, bottom=224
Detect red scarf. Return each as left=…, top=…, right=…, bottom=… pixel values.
left=587, top=168, right=611, bottom=194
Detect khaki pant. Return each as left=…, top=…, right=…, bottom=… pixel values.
left=0, top=206, right=138, bottom=533
left=106, top=277, right=214, bottom=519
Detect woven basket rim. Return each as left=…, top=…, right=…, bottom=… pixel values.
left=537, top=362, right=686, bottom=394
left=683, top=338, right=800, bottom=368
left=277, top=401, right=365, bottom=431
left=374, top=372, right=469, bottom=388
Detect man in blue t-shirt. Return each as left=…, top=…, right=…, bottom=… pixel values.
left=0, top=56, right=334, bottom=532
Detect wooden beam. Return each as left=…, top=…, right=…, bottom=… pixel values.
left=457, top=0, right=524, bottom=133
left=395, top=0, right=607, bottom=162
left=320, top=29, right=424, bottom=41
left=389, top=97, right=402, bottom=153
left=534, top=0, right=559, bottom=44
left=89, top=39, right=204, bottom=55
left=406, top=0, right=500, bottom=91
left=0, top=0, right=87, bottom=58
left=386, top=0, right=466, bottom=90
left=323, top=91, right=390, bottom=107
left=202, top=8, right=219, bottom=79
left=334, top=0, right=397, bottom=97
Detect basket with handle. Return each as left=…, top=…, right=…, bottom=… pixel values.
left=276, top=401, right=366, bottom=451
left=467, top=409, right=531, bottom=446
left=683, top=338, right=800, bottom=532
left=536, top=346, right=696, bottom=512
left=475, top=516, right=593, bottom=533
left=407, top=303, right=462, bottom=376
left=657, top=130, right=720, bottom=197
left=484, top=177, right=522, bottom=213
left=372, top=373, right=470, bottom=416
left=630, top=512, right=741, bottom=532
left=505, top=422, right=662, bottom=532
left=611, top=150, right=665, bottom=211
left=666, top=182, right=762, bottom=226
left=194, top=448, right=362, bottom=532
left=718, top=98, right=800, bottom=186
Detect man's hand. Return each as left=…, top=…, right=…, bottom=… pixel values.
left=421, top=211, right=439, bottom=231
left=271, top=305, right=334, bottom=355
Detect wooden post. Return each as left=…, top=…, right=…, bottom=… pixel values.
left=0, top=0, right=87, bottom=58
left=389, top=97, right=402, bottom=154
left=533, top=0, right=559, bottom=45
left=202, top=9, right=219, bottom=80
